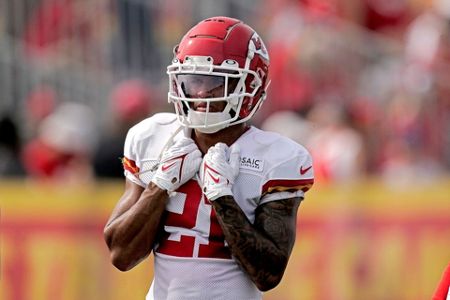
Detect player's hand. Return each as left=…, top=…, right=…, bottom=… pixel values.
left=151, top=137, right=202, bottom=192
left=200, top=143, right=240, bottom=201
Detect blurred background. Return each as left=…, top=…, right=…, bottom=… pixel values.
left=0, top=0, right=449, bottom=299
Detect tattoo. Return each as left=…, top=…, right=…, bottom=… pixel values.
left=212, top=196, right=301, bottom=291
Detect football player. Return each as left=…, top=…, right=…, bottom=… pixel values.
left=104, top=16, right=314, bottom=300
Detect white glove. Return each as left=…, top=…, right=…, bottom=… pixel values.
left=200, top=143, right=240, bottom=201
left=152, top=137, right=202, bottom=192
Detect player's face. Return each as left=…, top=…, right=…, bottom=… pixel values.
left=177, top=74, right=238, bottom=112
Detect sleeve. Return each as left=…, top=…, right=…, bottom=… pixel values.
left=259, top=149, right=314, bottom=205
left=122, top=126, right=146, bottom=187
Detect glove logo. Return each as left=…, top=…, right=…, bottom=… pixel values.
left=161, top=154, right=188, bottom=172
left=208, top=172, right=220, bottom=183
left=161, top=161, right=177, bottom=171
left=203, top=163, right=220, bottom=183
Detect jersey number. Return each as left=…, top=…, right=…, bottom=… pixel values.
left=156, top=180, right=231, bottom=259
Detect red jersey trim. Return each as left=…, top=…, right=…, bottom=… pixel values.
left=122, top=157, right=140, bottom=174
left=262, top=178, right=314, bottom=196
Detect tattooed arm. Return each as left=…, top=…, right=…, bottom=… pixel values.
left=211, top=195, right=302, bottom=291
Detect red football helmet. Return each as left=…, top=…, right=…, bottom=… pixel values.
left=167, top=16, right=270, bottom=133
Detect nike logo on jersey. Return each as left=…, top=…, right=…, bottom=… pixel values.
left=300, top=165, right=312, bottom=175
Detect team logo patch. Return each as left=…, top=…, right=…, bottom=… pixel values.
left=122, top=157, right=140, bottom=174
left=240, top=157, right=264, bottom=172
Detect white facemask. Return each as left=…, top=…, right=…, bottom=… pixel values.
left=187, top=110, right=231, bottom=133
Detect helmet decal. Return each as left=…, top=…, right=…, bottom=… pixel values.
left=250, top=34, right=269, bottom=62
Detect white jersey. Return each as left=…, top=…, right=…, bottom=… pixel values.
left=122, top=113, right=314, bottom=300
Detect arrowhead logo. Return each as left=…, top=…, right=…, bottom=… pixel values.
left=122, top=157, right=140, bottom=174
left=251, top=33, right=269, bottom=60
left=300, top=165, right=312, bottom=175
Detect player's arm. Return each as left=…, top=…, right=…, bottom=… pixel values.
left=212, top=195, right=301, bottom=291
left=104, top=137, right=202, bottom=271
left=200, top=142, right=312, bottom=291
left=104, top=180, right=168, bottom=271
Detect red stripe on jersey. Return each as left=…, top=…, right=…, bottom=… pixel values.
left=122, top=157, right=140, bottom=174
left=261, top=178, right=314, bottom=196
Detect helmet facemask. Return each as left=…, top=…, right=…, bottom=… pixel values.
left=167, top=55, right=263, bottom=133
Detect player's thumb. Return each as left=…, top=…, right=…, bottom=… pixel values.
left=229, top=144, right=240, bottom=174
left=192, top=150, right=202, bottom=171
